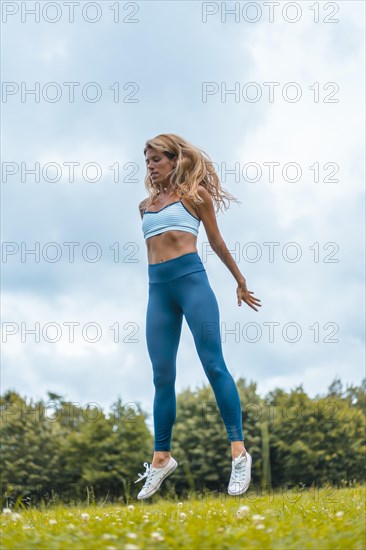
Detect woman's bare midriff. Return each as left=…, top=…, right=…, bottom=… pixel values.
left=143, top=196, right=199, bottom=264
left=146, top=231, right=198, bottom=264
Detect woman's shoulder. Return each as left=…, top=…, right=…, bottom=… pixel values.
left=138, top=198, right=150, bottom=220
left=139, top=197, right=149, bottom=210
left=196, top=184, right=212, bottom=201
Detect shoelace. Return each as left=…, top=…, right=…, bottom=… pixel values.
left=230, top=454, right=247, bottom=484
left=134, top=462, right=154, bottom=487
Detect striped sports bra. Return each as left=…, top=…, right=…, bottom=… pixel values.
left=142, top=199, right=200, bottom=240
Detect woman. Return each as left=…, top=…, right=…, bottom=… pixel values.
left=134, top=134, right=261, bottom=500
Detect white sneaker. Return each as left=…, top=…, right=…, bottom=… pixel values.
left=134, top=457, right=178, bottom=500
left=228, top=450, right=252, bottom=496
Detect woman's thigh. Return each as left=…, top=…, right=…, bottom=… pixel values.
left=146, top=283, right=183, bottom=383
left=171, top=271, right=225, bottom=364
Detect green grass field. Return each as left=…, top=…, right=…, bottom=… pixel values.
left=1, top=484, right=365, bottom=549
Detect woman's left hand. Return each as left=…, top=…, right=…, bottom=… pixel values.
left=236, top=280, right=262, bottom=311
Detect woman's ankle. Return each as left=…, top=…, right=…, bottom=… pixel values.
left=231, top=441, right=246, bottom=459
left=152, top=451, right=171, bottom=467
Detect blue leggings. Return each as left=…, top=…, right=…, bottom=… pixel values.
left=146, top=251, right=244, bottom=451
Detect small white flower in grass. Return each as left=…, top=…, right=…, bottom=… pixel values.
left=267, top=528, right=273, bottom=533
left=256, top=524, right=265, bottom=530
left=95, top=516, right=102, bottom=521
left=102, top=533, right=118, bottom=540
left=335, top=511, right=344, bottom=518
left=236, top=505, right=250, bottom=518
left=11, top=513, right=22, bottom=521
left=177, top=502, right=183, bottom=507
left=68, top=524, right=76, bottom=530
left=127, top=504, right=135, bottom=511
left=124, top=545, right=139, bottom=550
left=126, top=532, right=137, bottom=539
left=252, top=514, right=265, bottom=523
left=2, top=509, right=12, bottom=516
left=81, top=513, right=90, bottom=521
left=151, top=532, right=165, bottom=541
left=179, top=512, right=187, bottom=521
left=49, top=519, right=57, bottom=525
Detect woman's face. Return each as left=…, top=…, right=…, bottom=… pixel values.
left=145, top=148, right=176, bottom=186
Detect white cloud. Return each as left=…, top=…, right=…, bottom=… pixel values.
left=39, top=37, right=69, bottom=62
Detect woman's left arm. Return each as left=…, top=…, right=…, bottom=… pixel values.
left=195, top=187, right=262, bottom=312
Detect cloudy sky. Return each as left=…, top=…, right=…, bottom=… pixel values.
left=2, top=1, right=365, bottom=431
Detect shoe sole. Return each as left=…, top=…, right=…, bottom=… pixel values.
left=228, top=454, right=252, bottom=496
left=137, top=459, right=178, bottom=500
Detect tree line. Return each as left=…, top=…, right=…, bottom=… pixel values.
left=1, top=377, right=365, bottom=506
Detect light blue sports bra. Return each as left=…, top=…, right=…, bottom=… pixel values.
left=142, top=199, right=200, bottom=240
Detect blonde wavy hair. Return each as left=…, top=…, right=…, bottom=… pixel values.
left=143, top=133, right=241, bottom=214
